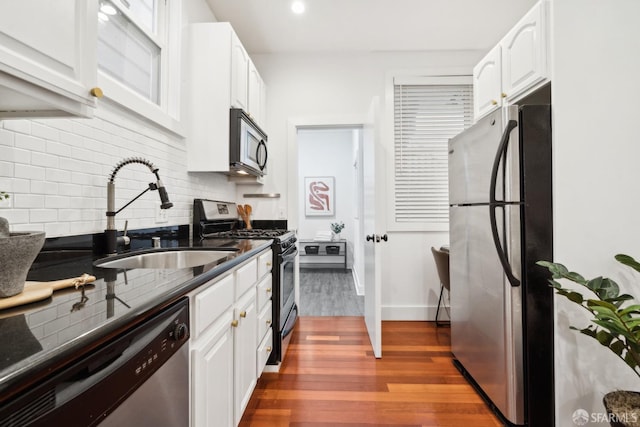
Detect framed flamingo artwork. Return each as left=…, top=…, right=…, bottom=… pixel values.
left=304, top=176, right=335, bottom=216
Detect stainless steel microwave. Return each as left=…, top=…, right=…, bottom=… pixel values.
left=229, top=108, right=268, bottom=177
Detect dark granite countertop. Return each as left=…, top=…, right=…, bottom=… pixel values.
left=0, top=236, right=272, bottom=403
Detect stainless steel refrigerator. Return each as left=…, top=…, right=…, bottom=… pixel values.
left=448, top=105, right=554, bottom=427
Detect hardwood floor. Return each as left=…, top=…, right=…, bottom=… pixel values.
left=240, top=316, right=502, bottom=427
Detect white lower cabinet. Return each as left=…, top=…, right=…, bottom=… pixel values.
left=233, top=288, right=257, bottom=426
left=191, top=310, right=234, bottom=427
left=190, top=252, right=272, bottom=427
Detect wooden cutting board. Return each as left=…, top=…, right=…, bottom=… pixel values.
left=0, top=274, right=96, bottom=311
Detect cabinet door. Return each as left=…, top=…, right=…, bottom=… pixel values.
left=234, top=288, right=257, bottom=425
left=257, top=249, right=273, bottom=279
left=0, top=0, right=97, bottom=117
left=473, top=44, right=502, bottom=121
left=231, top=33, right=249, bottom=111
left=192, top=310, right=234, bottom=427
left=248, top=60, right=263, bottom=125
left=501, top=2, right=548, bottom=101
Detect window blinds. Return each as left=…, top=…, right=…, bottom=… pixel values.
left=393, top=81, right=473, bottom=226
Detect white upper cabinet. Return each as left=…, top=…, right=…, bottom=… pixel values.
left=500, top=1, right=548, bottom=101
left=473, top=45, right=503, bottom=120
left=231, top=32, right=249, bottom=112
left=473, top=1, right=549, bottom=121
left=187, top=22, right=267, bottom=173
left=248, top=59, right=265, bottom=126
left=0, top=0, right=98, bottom=118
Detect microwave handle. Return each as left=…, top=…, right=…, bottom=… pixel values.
left=257, top=140, right=268, bottom=171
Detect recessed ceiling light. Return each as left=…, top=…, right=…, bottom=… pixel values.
left=100, top=3, right=117, bottom=15
left=291, top=1, right=305, bottom=14
left=98, top=11, right=109, bottom=22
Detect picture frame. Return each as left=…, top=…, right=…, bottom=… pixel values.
left=304, top=176, right=335, bottom=216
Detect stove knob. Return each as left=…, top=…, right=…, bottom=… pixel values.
left=173, top=323, right=188, bottom=341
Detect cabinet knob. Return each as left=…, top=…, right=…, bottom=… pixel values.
left=266, top=261, right=272, bottom=267
left=266, top=346, right=272, bottom=353
left=266, top=288, right=272, bottom=293
left=240, top=311, right=247, bottom=318
left=231, top=320, right=239, bottom=327
left=266, top=320, right=272, bottom=325
left=90, top=87, right=104, bottom=98
left=501, top=92, right=507, bottom=98
left=491, top=99, right=498, bottom=105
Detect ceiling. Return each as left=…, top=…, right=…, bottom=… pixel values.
left=205, top=0, right=538, bottom=55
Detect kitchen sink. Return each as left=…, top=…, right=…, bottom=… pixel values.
left=93, top=248, right=237, bottom=270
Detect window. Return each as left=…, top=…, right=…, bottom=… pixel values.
left=98, top=0, right=161, bottom=104
left=97, top=0, right=182, bottom=132
left=392, top=76, right=473, bottom=231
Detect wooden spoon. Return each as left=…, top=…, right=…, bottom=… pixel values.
left=244, top=204, right=252, bottom=230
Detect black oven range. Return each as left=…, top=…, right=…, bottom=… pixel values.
left=193, top=199, right=298, bottom=366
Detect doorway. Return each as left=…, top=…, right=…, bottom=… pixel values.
left=296, top=126, right=364, bottom=316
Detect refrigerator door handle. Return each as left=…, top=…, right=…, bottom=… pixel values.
left=489, top=119, right=521, bottom=287
left=490, top=205, right=520, bottom=287
left=489, top=120, right=518, bottom=204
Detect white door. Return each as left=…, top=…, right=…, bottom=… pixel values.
left=362, top=97, right=383, bottom=358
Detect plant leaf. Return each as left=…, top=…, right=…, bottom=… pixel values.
left=619, top=305, right=640, bottom=317
left=596, top=330, right=614, bottom=346
left=625, top=351, right=639, bottom=370
left=587, top=299, right=618, bottom=312
left=616, top=254, right=640, bottom=274
left=609, top=339, right=626, bottom=356
left=556, top=289, right=584, bottom=304
left=597, top=278, right=620, bottom=300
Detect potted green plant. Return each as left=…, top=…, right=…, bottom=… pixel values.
left=330, top=221, right=345, bottom=241
left=537, top=255, right=640, bottom=427
left=0, top=192, right=46, bottom=298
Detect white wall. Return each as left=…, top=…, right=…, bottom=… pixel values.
left=252, top=51, right=479, bottom=318
left=551, top=0, right=640, bottom=424
left=0, top=1, right=236, bottom=237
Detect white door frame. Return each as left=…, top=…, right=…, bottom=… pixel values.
left=286, top=114, right=367, bottom=310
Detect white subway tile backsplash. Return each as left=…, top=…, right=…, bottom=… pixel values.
left=11, top=178, right=30, bottom=193
left=0, top=161, right=14, bottom=177
left=31, top=122, right=60, bottom=141
left=2, top=107, right=237, bottom=238
left=59, top=131, right=84, bottom=147
left=46, top=140, right=72, bottom=157
left=58, top=183, right=82, bottom=196
left=44, top=222, right=71, bottom=236
left=30, top=180, right=58, bottom=195
left=14, top=163, right=45, bottom=181
left=0, top=146, right=30, bottom=164
left=1, top=209, right=29, bottom=225
left=29, top=209, right=58, bottom=223
left=0, top=129, right=15, bottom=146
left=58, top=208, right=82, bottom=221
left=14, top=194, right=45, bottom=209
left=15, top=133, right=46, bottom=152
left=31, top=152, right=59, bottom=168
left=2, top=120, right=30, bottom=135
left=45, top=168, right=72, bottom=183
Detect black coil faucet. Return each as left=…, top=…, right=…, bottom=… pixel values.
left=105, top=157, right=173, bottom=254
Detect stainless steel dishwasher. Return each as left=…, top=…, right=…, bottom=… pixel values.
left=0, top=298, right=190, bottom=427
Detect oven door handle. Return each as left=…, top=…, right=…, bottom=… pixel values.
left=279, top=247, right=298, bottom=262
